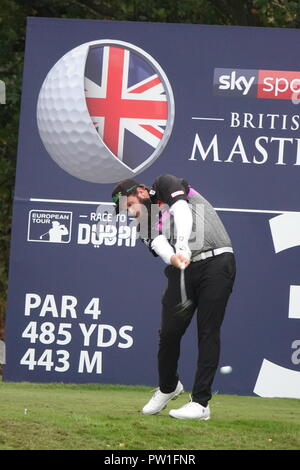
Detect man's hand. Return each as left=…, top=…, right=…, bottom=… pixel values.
left=170, top=253, right=190, bottom=269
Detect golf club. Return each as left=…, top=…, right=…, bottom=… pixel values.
left=40, top=231, right=50, bottom=239
left=175, top=262, right=194, bottom=315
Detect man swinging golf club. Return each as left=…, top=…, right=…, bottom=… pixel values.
left=112, top=174, right=236, bottom=420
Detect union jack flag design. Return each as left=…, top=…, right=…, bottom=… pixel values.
left=84, top=44, right=169, bottom=169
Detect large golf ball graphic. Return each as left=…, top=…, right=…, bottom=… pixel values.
left=37, top=40, right=175, bottom=183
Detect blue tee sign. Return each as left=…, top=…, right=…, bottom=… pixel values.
left=5, top=18, right=300, bottom=398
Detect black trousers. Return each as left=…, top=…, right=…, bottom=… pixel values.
left=158, top=253, right=236, bottom=406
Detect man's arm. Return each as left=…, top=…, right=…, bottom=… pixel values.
left=169, top=199, right=193, bottom=262
left=149, top=175, right=193, bottom=266
left=151, top=234, right=190, bottom=268
left=151, top=235, right=174, bottom=264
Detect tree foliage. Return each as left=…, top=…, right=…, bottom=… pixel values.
left=0, top=0, right=299, bottom=336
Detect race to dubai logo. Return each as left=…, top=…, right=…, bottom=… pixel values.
left=37, top=40, right=175, bottom=183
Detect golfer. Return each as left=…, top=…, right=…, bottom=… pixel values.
left=112, top=174, right=236, bottom=420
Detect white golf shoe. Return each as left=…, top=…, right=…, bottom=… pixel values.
left=169, top=401, right=210, bottom=420
left=142, top=381, right=184, bottom=415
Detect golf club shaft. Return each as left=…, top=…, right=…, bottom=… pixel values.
left=40, top=231, right=50, bottom=239
left=180, top=263, right=187, bottom=304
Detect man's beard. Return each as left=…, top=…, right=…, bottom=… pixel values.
left=135, top=196, right=155, bottom=239
left=137, top=195, right=151, bottom=214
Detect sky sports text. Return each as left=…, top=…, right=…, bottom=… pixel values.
left=214, top=68, right=300, bottom=100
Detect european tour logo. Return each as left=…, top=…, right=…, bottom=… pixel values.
left=214, top=68, right=300, bottom=100
left=27, top=210, right=72, bottom=243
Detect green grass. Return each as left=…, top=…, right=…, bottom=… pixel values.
left=0, top=381, right=299, bottom=450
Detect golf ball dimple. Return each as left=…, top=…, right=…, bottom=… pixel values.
left=220, top=365, right=232, bottom=374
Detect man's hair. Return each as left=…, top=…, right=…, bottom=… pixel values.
left=111, top=179, right=148, bottom=213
